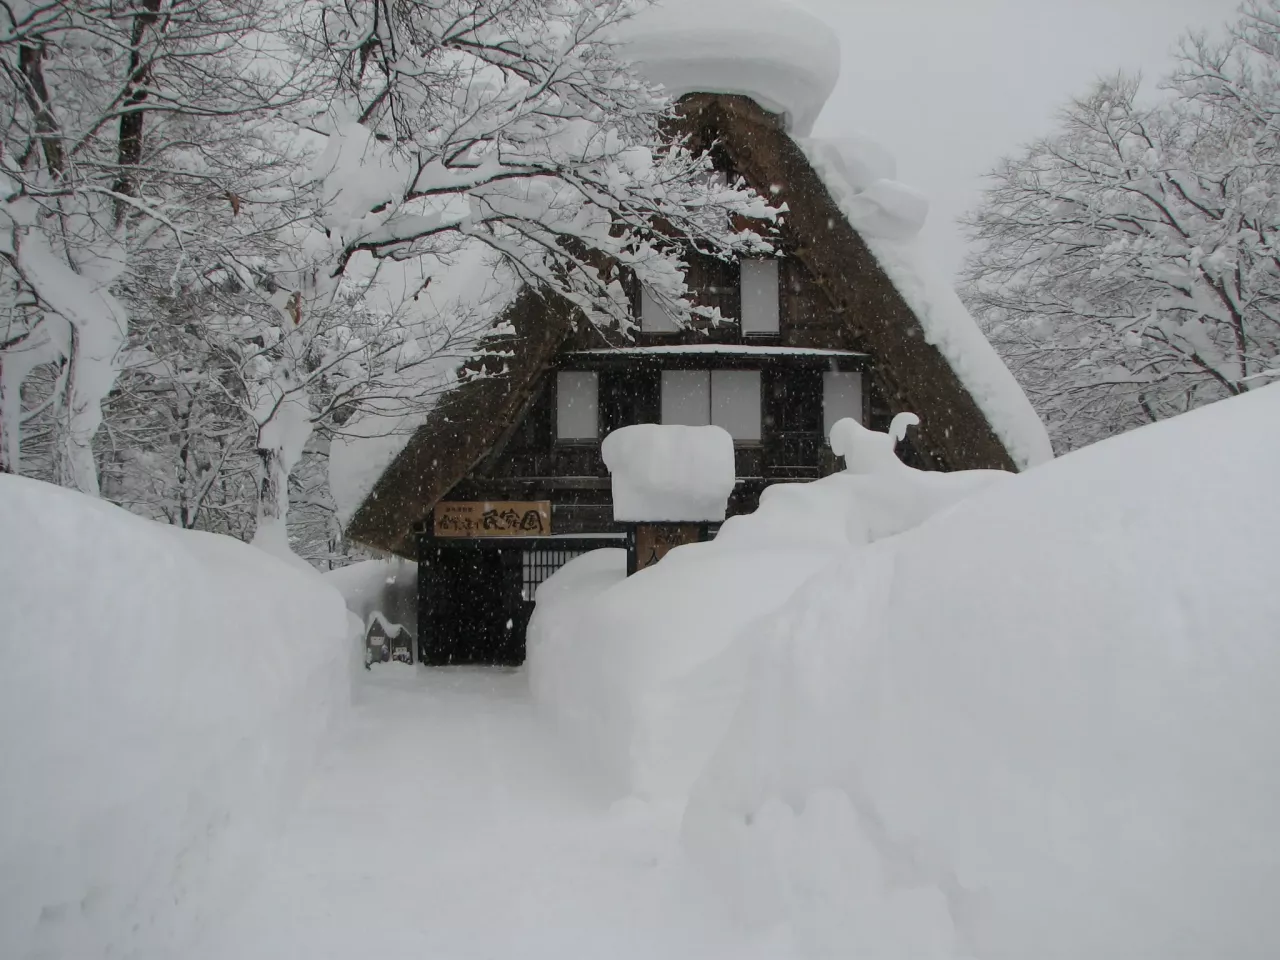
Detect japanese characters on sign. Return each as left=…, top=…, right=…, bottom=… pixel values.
left=434, top=501, right=552, bottom=538
left=634, top=523, right=702, bottom=572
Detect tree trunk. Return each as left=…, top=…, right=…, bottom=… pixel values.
left=0, top=356, right=15, bottom=475
left=113, top=0, right=162, bottom=223
left=57, top=328, right=103, bottom=497
left=18, top=42, right=63, bottom=177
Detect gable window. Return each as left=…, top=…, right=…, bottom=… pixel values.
left=661, top=369, right=762, bottom=442
left=639, top=287, right=680, bottom=334
left=740, top=259, right=781, bottom=335
left=823, top=371, right=864, bottom=436
left=556, top=371, right=599, bottom=441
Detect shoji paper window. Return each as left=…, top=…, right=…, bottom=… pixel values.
left=823, top=371, right=864, bottom=436
left=640, top=287, right=680, bottom=333
left=557, top=371, right=599, bottom=440
left=740, top=259, right=781, bottom=335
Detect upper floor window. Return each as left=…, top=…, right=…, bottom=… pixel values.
left=639, top=287, right=680, bottom=334
left=823, top=371, right=864, bottom=436
left=639, top=256, right=780, bottom=337
left=556, top=371, right=599, bottom=441
left=661, top=369, right=762, bottom=442
left=740, top=258, right=780, bottom=335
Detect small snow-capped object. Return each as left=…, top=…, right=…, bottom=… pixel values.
left=365, top=612, right=415, bottom=667
left=829, top=412, right=920, bottom=475
left=602, top=423, right=735, bottom=523
left=602, top=424, right=735, bottom=574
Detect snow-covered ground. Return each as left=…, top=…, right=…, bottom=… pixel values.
left=193, top=667, right=796, bottom=960
left=0, top=476, right=354, bottom=960
left=6, top=393, right=1277, bottom=959
left=533, top=387, right=1280, bottom=958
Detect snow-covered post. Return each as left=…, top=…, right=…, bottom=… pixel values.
left=245, top=305, right=316, bottom=569
left=601, top=424, right=735, bottom=574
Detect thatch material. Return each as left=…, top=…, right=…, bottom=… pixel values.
left=345, top=289, right=576, bottom=557
left=674, top=93, right=1017, bottom=474
left=346, top=93, right=1019, bottom=558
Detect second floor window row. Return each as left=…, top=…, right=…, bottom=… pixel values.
left=640, top=258, right=781, bottom=336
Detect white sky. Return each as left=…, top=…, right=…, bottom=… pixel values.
left=799, top=0, right=1244, bottom=278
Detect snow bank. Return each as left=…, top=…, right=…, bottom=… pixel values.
left=685, top=384, right=1280, bottom=958
left=531, top=417, right=1006, bottom=802
left=0, top=476, right=355, bottom=960
left=602, top=424, right=736, bottom=522
left=528, top=541, right=830, bottom=801
left=617, top=0, right=840, bottom=137
left=803, top=138, right=1054, bottom=471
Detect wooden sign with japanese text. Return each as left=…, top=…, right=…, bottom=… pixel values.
left=634, top=523, right=702, bottom=572
left=434, top=501, right=552, bottom=538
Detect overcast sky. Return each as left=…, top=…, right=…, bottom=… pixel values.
left=798, top=0, right=1244, bottom=278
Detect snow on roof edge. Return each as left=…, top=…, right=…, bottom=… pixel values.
left=615, top=0, right=840, bottom=138
left=799, top=139, right=1055, bottom=471
left=571, top=345, right=866, bottom=358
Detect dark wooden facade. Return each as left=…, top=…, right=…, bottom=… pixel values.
left=416, top=253, right=891, bottom=665
left=346, top=93, right=1027, bottom=667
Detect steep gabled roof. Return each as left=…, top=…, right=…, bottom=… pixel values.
left=676, top=93, right=1034, bottom=475
left=345, top=94, right=1046, bottom=558
left=345, top=289, right=576, bottom=557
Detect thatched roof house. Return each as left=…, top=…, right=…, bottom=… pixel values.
left=337, top=0, right=1052, bottom=666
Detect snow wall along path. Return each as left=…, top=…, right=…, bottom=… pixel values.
left=0, top=476, right=356, bottom=960
left=685, top=383, right=1280, bottom=959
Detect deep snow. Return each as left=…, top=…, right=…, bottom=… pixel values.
left=193, top=668, right=799, bottom=960
left=685, top=383, right=1280, bottom=959
left=531, top=388, right=1280, bottom=958
left=0, top=475, right=354, bottom=960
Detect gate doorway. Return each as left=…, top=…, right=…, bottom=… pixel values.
left=418, top=537, right=621, bottom=667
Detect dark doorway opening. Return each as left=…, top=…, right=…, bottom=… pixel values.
left=418, top=537, right=621, bottom=667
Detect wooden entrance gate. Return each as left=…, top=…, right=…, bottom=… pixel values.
left=418, top=537, right=621, bottom=666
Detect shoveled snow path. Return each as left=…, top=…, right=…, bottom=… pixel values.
left=195, top=667, right=789, bottom=960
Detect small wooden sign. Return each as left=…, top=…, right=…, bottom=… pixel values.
left=434, top=501, right=552, bottom=538
left=633, top=523, right=703, bottom=573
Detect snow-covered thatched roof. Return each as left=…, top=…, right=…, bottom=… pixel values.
left=341, top=4, right=1051, bottom=558
left=614, top=0, right=840, bottom=138
left=614, top=0, right=1050, bottom=471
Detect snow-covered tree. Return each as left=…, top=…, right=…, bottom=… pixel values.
left=0, top=0, right=311, bottom=491
left=3, top=0, right=772, bottom=565
left=961, top=1, right=1280, bottom=451
left=203, top=0, right=777, bottom=552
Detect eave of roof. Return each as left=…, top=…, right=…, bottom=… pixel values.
left=568, top=345, right=867, bottom=358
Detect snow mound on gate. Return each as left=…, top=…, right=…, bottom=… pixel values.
left=0, top=476, right=354, bottom=960
left=602, top=424, right=736, bottom=522
left=803, top=137, right=1053, bottom=471
left=616, top=0, right=840, bottom=137
left=685, top=384, right=1280, bottom=959
left=529, top=416, right=1010, bottom=801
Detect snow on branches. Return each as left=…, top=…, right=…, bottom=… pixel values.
left=1, top=0, right=774, bottom=566
left=961, top=1, right=1280, bottom=451
left=305, top=0, right=775, bottom=330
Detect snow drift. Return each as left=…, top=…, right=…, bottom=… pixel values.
left=529, top=416, right=1009, bottom=802
left=685, top=384, right=1280, bottom=958
left=0, top=476, right=355, bottom=960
